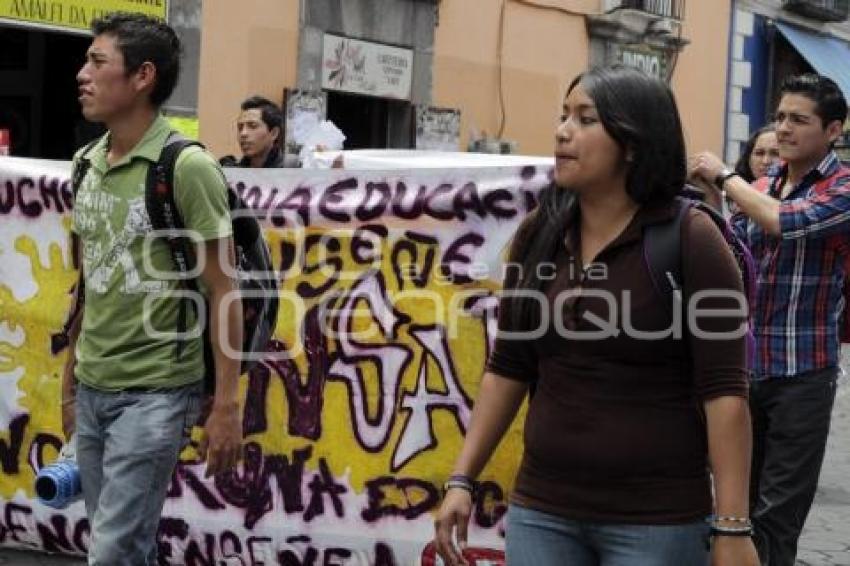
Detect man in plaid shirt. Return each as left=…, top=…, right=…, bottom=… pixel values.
left=692, top=73, right=849, bottom=566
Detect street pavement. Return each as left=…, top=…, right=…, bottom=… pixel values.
left=796, top=368, right=850, bottom=566
left=2, top=371, right=849, bottom=565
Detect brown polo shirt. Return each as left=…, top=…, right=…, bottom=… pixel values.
left=488, top=199, right=748, bottom=524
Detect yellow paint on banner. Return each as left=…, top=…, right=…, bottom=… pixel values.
left=0, top=0, right=167, bottom=33
left=0, top=232, right=76, bottom=498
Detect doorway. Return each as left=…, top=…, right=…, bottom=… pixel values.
left=326, top=90, right=412, bottom=150
left=0, top=26, right=98, bottom=159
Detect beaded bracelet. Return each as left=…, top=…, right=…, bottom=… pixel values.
left=712, top=515, right=751, bottom=525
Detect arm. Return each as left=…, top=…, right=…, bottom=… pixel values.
left=173, top=148, right=243, bottom=476
left=691, top=151, right=781, bottom=236
left=704, top=396, right=760, bottom=565
left=61, top=236, right=84, bottom=441
left=434, top=372, right=528, bottom=566
left=196, top=237, right=243, bottom=477
left=682, top=210, right=759, bottom=565
left=61, top=285, right=82, bottom=441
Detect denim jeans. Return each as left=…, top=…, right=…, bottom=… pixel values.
left=76, top=381, right=202, bottom=566
left=505, top=504, right=711, bottom=566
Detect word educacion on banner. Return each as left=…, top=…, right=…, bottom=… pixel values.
left=0, top=158, right=551, bottom=563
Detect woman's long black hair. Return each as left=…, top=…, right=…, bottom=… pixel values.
left=734, top=125, right=776, bottom=182
left=508, top=65, right=688, bottom=331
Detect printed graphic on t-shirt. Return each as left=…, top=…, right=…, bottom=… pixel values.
left=74, top=177, right=167, bottom=295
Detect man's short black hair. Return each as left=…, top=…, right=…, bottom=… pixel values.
left=91, top=12, right=181, bottom=107
left=779, top=73, right=848, bottom=127
left=241, top=96, right=283, bottom=133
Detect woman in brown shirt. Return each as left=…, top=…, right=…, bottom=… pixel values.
left=433, top=66, right=760, bottom=566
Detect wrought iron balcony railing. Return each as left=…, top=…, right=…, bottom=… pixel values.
left=603, top=0, right=685, bottom=21
left=782, top=0, right=850, bottom=22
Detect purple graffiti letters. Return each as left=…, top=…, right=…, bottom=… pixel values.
left=0, top=503, right=32, bottom=545
left=0, top=414, right=29, bottom=474
left=374, top=542, right=399, bottom=566
left=157, top=517, right=190, bottom=563
left=361, top=476, right=439, bottom=522
left=356, top=182, right=391, bottom=222
left=0, top=177, right=73, bottom=218
left=169, top=464, right=226, bottom=510
left=390, top=231, right=437, bottom=289
left=36, top=514, right=89, bottom=554
left=391, top=326, right=472, bottom=470
left=296, top=234, right=343, bottom=298
left=318, top=177, right=357, bottom=222
left=327, top=271, right=413, bottom=453
left=214, top=443, right=312, bottom=528
left=304, top=459, right=347, bottom=522
left=474, top=481, right=508, bottom=529
left=29, top=432, right=63, bottom=472
left=439, top=232, right=485, bottom=285
left=244, top=306, right=328, bottom=439
left=278, top=536, right=318, bottom=566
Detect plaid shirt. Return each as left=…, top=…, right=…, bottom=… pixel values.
left=732, top=151, right=850, bottom=379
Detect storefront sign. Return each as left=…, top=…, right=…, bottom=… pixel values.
left=322, top=33, right=413, bottom=100
left=618, top=44, right=668, bottom=80
left=0, top=0, right=168, bottom=34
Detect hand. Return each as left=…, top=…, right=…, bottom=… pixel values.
left=433, top=488, right=474, bottom=566
left=711, top=535, right=760, bottom=566
left=690, top=151, right=728, bottom=185
left=199, top=401, right=242, bottom=477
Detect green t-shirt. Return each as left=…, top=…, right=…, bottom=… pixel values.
left=71, top=115, right=232, bottom=390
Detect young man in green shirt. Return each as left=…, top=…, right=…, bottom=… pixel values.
left=63, top=12, right=243, bottom=563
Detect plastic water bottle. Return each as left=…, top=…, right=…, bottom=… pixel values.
left=35, top=434, right=82, bottom=509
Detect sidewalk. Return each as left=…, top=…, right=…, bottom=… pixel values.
left=796, top=372, right=850, bottom=566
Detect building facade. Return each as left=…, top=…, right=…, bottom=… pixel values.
left=0, top=0, right=202, bottom=159
left=199, top=0, right=732, bottom=160
left=726, top=0, right=850, bottom=164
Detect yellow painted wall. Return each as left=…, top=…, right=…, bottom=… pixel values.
left=432, top=0, right=594, bottom=156
left=433, top=0, right=730, bottom=157
left=671, top=1, right=731, bottom=156
left=197, top=0, right=300, bottom=159
left=197, top=0, right=730, bottom=159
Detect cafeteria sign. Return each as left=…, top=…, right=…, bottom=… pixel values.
left=0, top=0, right=168, bottom=34
left=322, top=33, right=413, bottom=100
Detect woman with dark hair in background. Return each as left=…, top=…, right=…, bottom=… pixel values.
left=432, top=66, right=760, bottom=566
left=735, top=125, right=780, bottom=182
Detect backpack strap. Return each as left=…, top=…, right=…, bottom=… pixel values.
left=145, top=132, right=205, bottom=361
left=643, top=197, right=689, bottom=318
left=52, top=138, right=101, bottom=354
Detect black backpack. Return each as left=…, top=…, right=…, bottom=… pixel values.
left=60, top=133, right=279, bottom=394
left=643, top=196, right=756, bottom=368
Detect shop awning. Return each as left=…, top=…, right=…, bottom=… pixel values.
left=776, top=21, right=850, bottom=103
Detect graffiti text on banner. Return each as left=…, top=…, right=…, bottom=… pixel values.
left=0, top=157, right=551, bottom=563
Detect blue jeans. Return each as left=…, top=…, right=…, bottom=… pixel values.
left=506, top=504, right=711, bottom=566
left=76, top=382, right=202, bottom=565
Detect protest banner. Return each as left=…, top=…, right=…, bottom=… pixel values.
left=0, top=153, right=551, bottom=564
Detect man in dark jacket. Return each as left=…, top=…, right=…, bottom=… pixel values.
left=235, top=95, right=286, bottom=168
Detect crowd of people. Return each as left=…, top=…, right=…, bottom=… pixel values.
left=59, top=9, right=849, bottom=566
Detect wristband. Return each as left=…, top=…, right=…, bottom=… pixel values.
left=710, top=525, right=753, bottom=538
left=712, top=515, right=751, bottom=526
left=714, top=168, right=739, bottom=189
left=443, top=474, right=477, bottom=502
